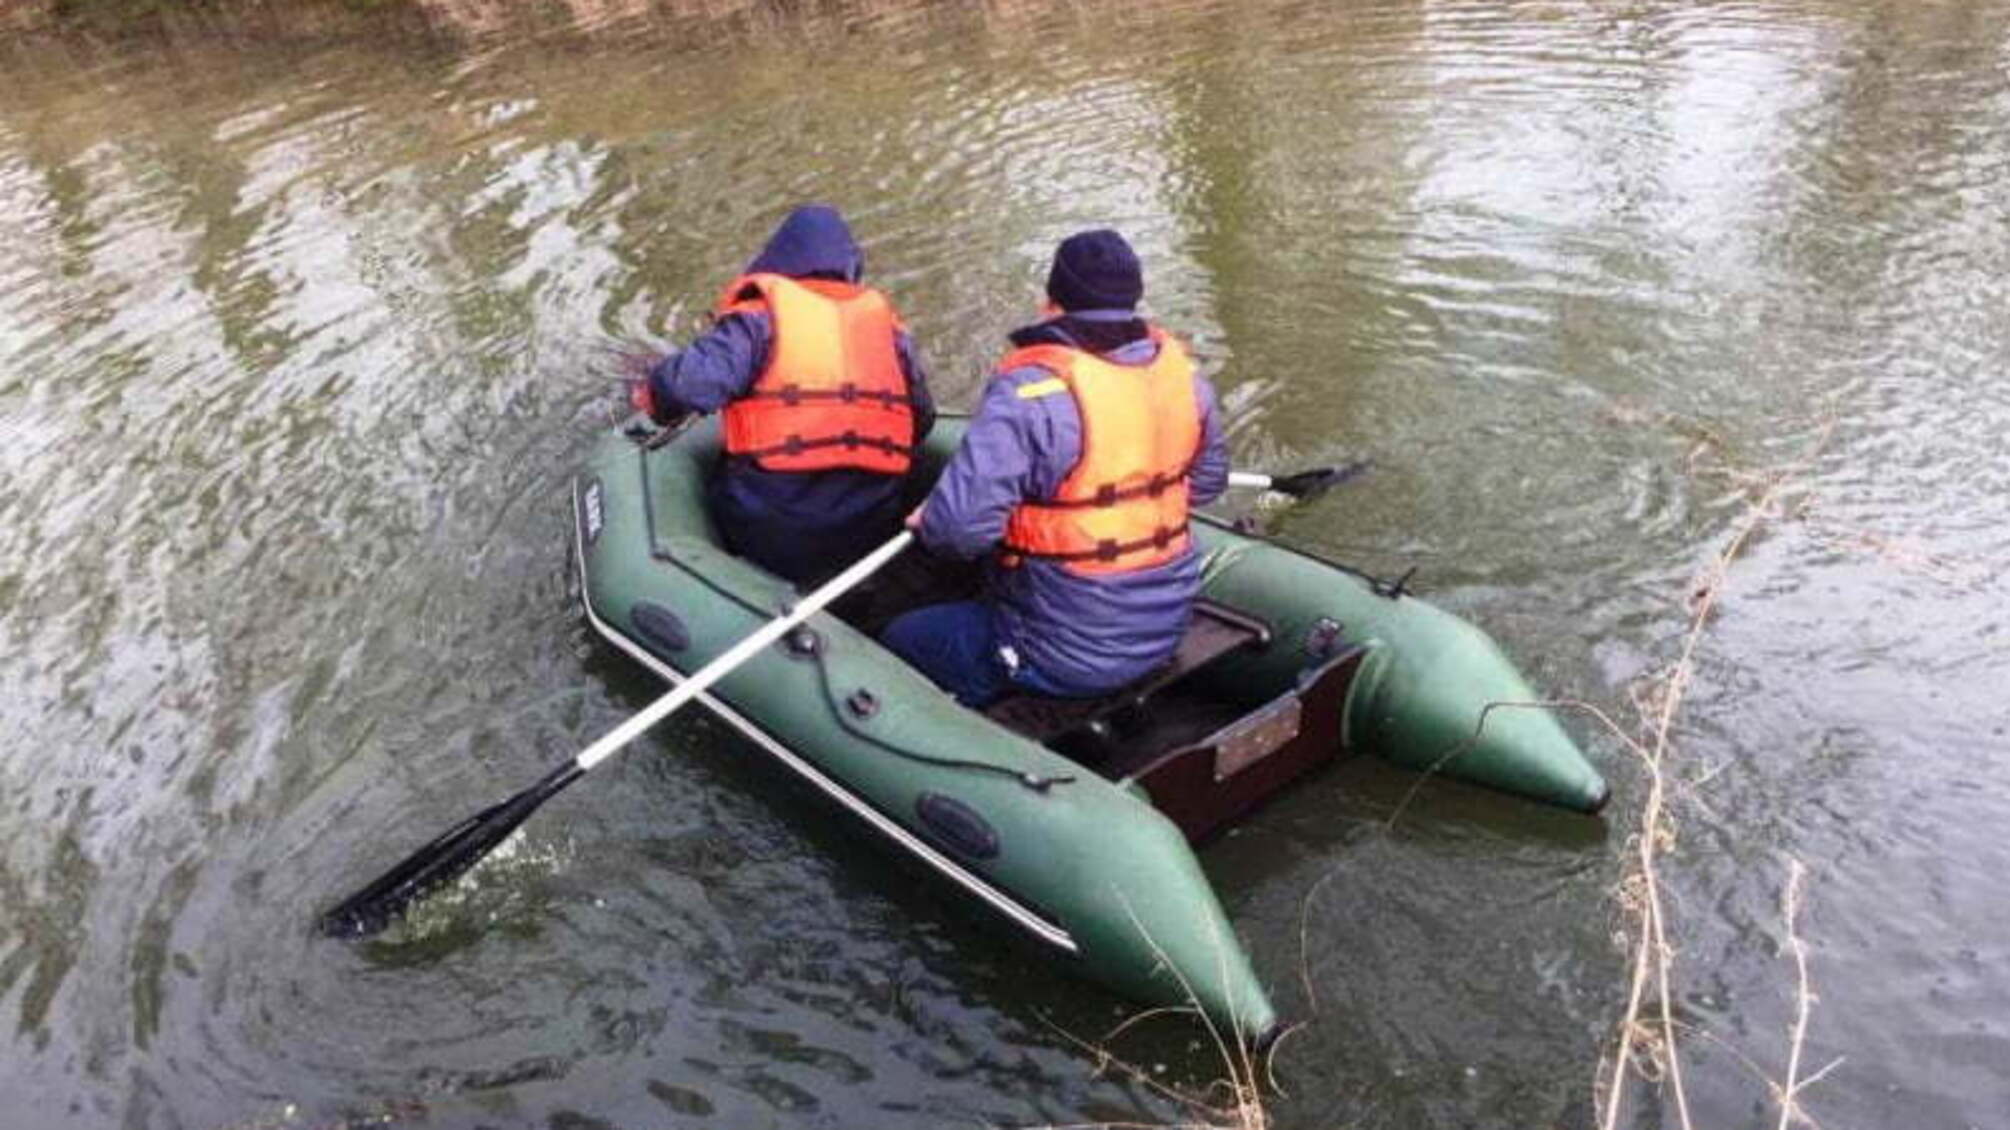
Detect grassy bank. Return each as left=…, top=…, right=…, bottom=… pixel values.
left=4, top=0, right=429, bottom=43
left=1, top=0, right=882, bottom=45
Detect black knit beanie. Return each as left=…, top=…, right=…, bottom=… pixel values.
left=1045, top=229, right=1144, bottom=311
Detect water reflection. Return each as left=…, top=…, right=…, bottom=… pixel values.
left=3, top=1, right=2008, bottom=1127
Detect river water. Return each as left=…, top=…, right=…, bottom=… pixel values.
left=3, top=2, right=2006, bottom=1127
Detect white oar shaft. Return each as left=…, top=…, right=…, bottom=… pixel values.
left=1227, top=471, right=1273, bottom=490
left=575, top=530, right=914, bottom=771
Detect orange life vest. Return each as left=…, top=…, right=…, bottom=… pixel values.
left=1000, top=328, right=1203, bottom=576
left=715, top=273, right=916, bottom=474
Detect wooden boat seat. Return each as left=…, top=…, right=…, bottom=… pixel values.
left=984, top=600, right=1271, bottom=744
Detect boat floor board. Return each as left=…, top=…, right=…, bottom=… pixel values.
left=983, top=599, right=1269, bottom=744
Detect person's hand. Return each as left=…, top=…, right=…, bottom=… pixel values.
left=904, top=502, right=926, bottom=531
left=627, top=378, right=659, bottom=421
left=618, top=350, right=672, bottom=416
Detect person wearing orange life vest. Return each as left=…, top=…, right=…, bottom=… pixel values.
left=627, top=205, right=934, bottom=586
left=881, top=229, right=1229, bottom=706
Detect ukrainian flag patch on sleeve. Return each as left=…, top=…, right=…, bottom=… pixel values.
left=1014, top=377, right=1068, bottom=400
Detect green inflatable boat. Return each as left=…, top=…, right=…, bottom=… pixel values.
left=572, top=416, right=1606, bottom=1044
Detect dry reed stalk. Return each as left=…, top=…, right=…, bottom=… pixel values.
left=1384, top=689, right=1837, bottom=1130
left=1034, top=1004, right=1272, bottom=1130
left=1771, top=859, right=1845, bottom=1130
left=1593, top=414, right=1838, bottom=1130
left=1772, top=860, right=1812, bottom=1130
left=1025, top=897, right=1273, bottom=1130
left=1801, top=516, right=1990, bottom=585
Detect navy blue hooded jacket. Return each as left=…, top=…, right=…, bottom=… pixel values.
left=916, top=314, right=1228, bottom=694
left=645, top=206, right=935, bottom=586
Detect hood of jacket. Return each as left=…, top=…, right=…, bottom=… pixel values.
left=746, top=204, right=864, bottom=283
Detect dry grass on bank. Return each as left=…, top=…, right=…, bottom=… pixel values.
left=0, top=0, right=1064, bottom=45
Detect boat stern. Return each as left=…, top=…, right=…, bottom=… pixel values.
left=1043, top=798, right=1281, bottom=1044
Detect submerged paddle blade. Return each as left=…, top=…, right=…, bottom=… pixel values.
left=317, top=762, right=584, bottom=939
left=1267, top=459, right=1371, bottom=499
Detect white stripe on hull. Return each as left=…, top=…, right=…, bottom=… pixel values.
left=572, top=483, right=1079, bottom=955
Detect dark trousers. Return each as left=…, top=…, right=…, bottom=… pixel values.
left=880, top=600, right=1076, bottom=708
left=710, top=464, right=905, bottom=588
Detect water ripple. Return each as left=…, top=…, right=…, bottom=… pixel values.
left=4, top=2, right=2010, bottom=1127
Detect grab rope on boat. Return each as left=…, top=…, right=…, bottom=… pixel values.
left=805, top=640, right=1078, bottom=793
left=633, top=446, right=1074, bottom=794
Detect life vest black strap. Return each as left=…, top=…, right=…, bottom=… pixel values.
left=745, top=384, right=920, bottom=409
left=1014, top=462, right=1196, bottom=512
left=737, top=431, right=916, bottom=461
left=1003, top=525, right=1188, bottom=563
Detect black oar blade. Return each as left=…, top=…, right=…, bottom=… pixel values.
left=1268, top=459, right=1371, bottom=499
left=317, top=763, right=583, bottom=939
